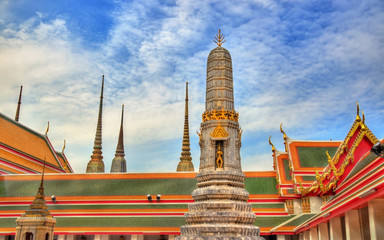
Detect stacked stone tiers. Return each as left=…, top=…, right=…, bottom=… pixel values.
left=179, top=171, right=262, bottom=240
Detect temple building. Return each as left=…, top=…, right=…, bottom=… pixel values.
left=0, top=31, right=383, bottom=240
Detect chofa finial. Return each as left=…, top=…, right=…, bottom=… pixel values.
left=268, top=136, right=275, bottom=151
left=214, top=29, right=226, bottom=47
left=45, top=121, right=50, bottom=136
left=356, top=101, right=361, bottom=121
left=280, top=123, right=287, bottom=140
left=62, top=140, right=66, bottom=153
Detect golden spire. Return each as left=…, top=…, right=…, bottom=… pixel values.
left=86, top=75, right=105, bottom=173
left=111, top=104, right=127, bottom=173
left=177, top=82, right=194, bottom=172
left=15, top=85, right=23, bottom=122
left=268, top=136, right=275, bottom=152
left=214, top=29, right=226, bottom=47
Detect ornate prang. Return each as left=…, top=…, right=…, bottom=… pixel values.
left=111, top=105, right=127, bottom=173
left=15, top=85, right=23, bottom=122
left=178, top=33, right=261, bottom=240
left=214, top=29, right=226, bottom=47
left=87, top=75, right=105, bottom=173
left=177, top=82, right=194, bottom=172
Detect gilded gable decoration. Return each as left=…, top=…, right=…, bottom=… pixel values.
left=210, top=122, right=229, bottom=138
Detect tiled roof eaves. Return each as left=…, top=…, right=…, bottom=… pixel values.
left=0, top=143, right=64, bottom=173
left=0, top=113, right=66, bottom=172
left=0, top=113, right=46, bottom=140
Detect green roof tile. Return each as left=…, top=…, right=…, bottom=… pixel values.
left=297, top=147, right=338, bottom=168
left=245, top=177, right=278, bottom=195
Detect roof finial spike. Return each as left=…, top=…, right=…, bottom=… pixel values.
left=15, top=85, right=23, bottom=122
left=61, top=140, right=66, bottom=153
left=177, top=82, right=194, bottom=172
left=268, top=136, right=275, bottom=152
left=87, top=75, right=105, bottom=173
left=280, top=123, right=287, bottom=140
left=45, top=121, right=49, bottom=136
left=214, top=29, right=226, bottom=47
left=356, top=101, right=361, bottom=121
left=362, top=110, right=365, bottom=123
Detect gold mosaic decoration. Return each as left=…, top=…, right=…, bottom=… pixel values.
left=202, top=109, right=239, bottom=122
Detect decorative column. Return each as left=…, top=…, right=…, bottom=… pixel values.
left=177, top=30, right=261, bottom=239
left=318, top=222, right=329, bottom=240
left=329, top=217, right=343, bottom=240
left=345, top=210, right=362, bottom=240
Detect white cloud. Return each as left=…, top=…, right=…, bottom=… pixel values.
left=0, top=0, right=383, bottom=174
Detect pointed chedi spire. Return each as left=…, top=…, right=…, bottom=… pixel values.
left=177, top=82, right=194, bottom=172
left=86, top=75, right=105, bottom=173
left=111, top=104, right=127, bottom=173
left=15, top=85, right=23, bottom=122
left=23, top=163, right=52, bottom=217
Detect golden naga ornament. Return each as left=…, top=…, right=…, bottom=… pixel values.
left=202, top=109, right=239, bottom=122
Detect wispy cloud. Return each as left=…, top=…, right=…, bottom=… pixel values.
left=0, top=0, right=383, bottom=173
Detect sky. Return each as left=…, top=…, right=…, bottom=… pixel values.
left=0, top=0, right=383, bottom=173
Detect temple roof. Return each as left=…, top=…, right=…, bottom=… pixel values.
left=0, top=112, right=72, bottom=174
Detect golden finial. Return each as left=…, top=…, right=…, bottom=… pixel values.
left=362, top=110, right=365, bottom=123
left=356, top=101, right=361, bottom=121
left=62, top=140, right=66, bottom=153
left=268, top=136, right=275, bottom=151
left=214, top=29, right=226, bottom=47
left=45, top=121, right=49, bottom=136
left=326, top=150, right=332, bottom=162
left=280, top=123, right=287, bottom=140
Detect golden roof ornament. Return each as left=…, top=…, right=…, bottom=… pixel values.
left=356, top=101, right=361, bottom=121
left=268, top=136, right=275, bottom=152
left=45, top=121, right=50, bottom=136
left=62, top=140, right=66, bottom=153
left=214, top=29, right=226, bottom=47
left=280, top=123, right=287, bottom=140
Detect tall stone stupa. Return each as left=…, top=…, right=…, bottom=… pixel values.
left=178, top=30, right=262, bottom=239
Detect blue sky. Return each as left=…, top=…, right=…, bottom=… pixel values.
left=0, top=0, right=383, bottom=173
